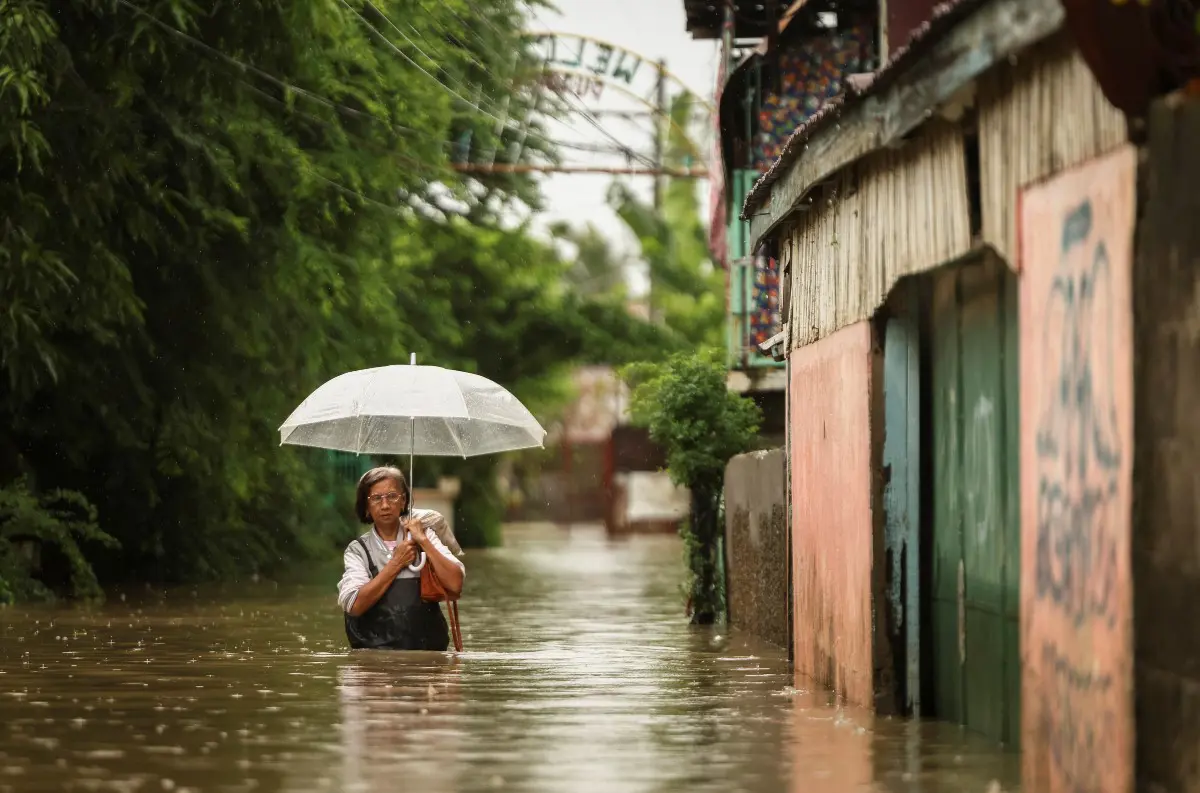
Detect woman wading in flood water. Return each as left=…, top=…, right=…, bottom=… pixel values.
left=338, top=466, right=465, bottom=650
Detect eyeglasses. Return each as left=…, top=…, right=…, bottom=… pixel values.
left=367, top=492, right=404, bottom=506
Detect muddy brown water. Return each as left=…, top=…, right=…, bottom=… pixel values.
left=0, top=523, right=1019, bottom=792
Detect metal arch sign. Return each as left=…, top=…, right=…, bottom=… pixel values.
left=527, top=32, right=712, bottom=109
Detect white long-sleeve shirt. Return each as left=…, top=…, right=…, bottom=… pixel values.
left=337, top=517, right=464, bottom=613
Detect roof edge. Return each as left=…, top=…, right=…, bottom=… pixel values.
left=740, top=0, right=1066, bottom=241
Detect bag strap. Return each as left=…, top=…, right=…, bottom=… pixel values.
left=354, top=536, right=379, bottom=578
left=447, top=601, right=463, bottom=652
left=423, top=563, right=464, bottom=652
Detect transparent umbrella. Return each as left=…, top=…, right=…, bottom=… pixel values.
left=279, top=355, right=545, bottom=575
left=278, top=354, right=547, bottom=464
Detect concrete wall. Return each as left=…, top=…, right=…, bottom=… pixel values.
left=788, top=321, right=879, bottom=707
left=724, top=449, right=788, bottom=648
left=1133, top=96, right=1200, bottom=793
left=1018, top=145, right=1137, bottom=793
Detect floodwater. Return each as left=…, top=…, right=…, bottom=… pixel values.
left=0, top=523, right=1019, bottom=793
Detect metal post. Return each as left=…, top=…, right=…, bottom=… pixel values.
left=652, top=59, right=667, bottom=212
left=648, top=58, right=667, bottom=325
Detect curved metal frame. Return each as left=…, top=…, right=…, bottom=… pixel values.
left=526, top=30, right=717, bottom=112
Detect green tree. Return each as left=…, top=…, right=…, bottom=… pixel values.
left=608, top=93, right=723, bottom=346
left=386, top=214, right=672, bottom=545
left=549, top=221, right=633, bottom=300
left=623, top=353, right=760, bottom=624
left=0, top=0, right=658, bottom=598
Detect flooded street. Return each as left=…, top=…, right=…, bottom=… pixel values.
left=0, top=524, right=1019, bottom=793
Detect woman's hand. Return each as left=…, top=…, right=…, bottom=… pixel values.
left=404, top=517, right=431, bottom=549
left=384, top=540, right=418, bottom=573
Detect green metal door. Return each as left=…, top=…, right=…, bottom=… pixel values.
left=929, top=256, right=1020, bottom=747
left=883, top=281, right=922, bottom=716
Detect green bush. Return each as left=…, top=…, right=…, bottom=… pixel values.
left=623, top=352, right=760, bottom=624
left=0, top=478, right=118, bottom=603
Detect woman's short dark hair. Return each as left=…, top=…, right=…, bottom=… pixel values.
left=354, top=466, right=411, bottom=524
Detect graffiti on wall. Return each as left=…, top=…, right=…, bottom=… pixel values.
left=1019, top=146, right=1136, bottom=793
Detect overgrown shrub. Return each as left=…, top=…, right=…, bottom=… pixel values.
left=0, top=478, right=117, bottom=603
left=623, top=353, right=760, bottom=624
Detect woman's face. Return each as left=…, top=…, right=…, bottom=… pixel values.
left=366, top=478, right=406, bottom=525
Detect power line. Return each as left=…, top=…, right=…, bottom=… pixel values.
left=363, top=1, right=514, bottom=116
left=551, top=87, right=657, bottom=167
left=340, top=0, right=640, bottom=163
left=339, top=0, right=552, bottom=151
left=115, top=0, right=623, bottom=164
left=453, top=163, right=709, bottom=177
left=117, top=0, right=686, bottom=191
left=113, top=0, right=421, bottom=136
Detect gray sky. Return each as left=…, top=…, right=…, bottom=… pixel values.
left=523, top=0, right=720, bottom=291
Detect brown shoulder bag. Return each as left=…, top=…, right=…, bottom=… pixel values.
left=420, top=560, right=463, bottom=652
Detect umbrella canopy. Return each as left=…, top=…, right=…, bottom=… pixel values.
left=278, top=364, right=546, bottom=456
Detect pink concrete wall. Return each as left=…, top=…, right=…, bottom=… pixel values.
left=1018, top=145, right=1136, bottom=793
left=789, top=321, right=875, bottom=706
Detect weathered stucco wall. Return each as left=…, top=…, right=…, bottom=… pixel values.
left=724, top=449, right=789, bottom=649
left=1132, top=96, right=1200, bottom=793
left=1018, top=145, right=1136, bottom=793
left=788, top=321, right=877, bottom=707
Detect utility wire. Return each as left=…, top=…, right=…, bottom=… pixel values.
left=115, top=0, right=627, bottom=162
left=362, top=0, right=512, bottom=114
left=360, top=2, right=636, bottom=158
left=113, top=0, right=420, bottom=136
left=391, top=0, right=658, bottom=167
left=341, top=0, right=638, bottom=160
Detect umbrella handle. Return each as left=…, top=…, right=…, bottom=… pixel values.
left=407, top=530, right=428, bottom=573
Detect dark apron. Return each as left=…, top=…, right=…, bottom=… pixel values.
left=344, top=537, right=450, bottom=651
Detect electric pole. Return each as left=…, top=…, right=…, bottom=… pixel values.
left=649, top=58, right=667, bottom=325
left=652, top=59, right=667, bottom=212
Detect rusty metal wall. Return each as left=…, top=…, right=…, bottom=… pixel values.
left=788, top=321, right=877, bottom=707
left=1018, top=145, right=1136, bottom=793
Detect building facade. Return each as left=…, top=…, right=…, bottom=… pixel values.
left=728, top=0, right=1200, bottom=788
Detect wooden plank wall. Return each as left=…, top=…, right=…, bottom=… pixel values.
left=785, top=121, right=971, bottom=352
left=978, top=32, right=1128, bottom=267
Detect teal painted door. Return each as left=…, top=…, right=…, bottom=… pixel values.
left=883, top=281, right=922, bottom=716
left=929, top=257, right=1020, bottom=747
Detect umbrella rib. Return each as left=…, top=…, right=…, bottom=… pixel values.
left=356, top=366, right=382, bottom=455
left=446, top=418, right=468, bottom=459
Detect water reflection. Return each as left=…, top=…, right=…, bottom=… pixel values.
left=336, top=655, right=464, bottom=793
left=0, top=523, right=1018, bottom=793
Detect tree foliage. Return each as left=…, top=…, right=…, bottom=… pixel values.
left=608, top=93, right=723, bottom=347
left=0, top=0, right=662, bottom=599
left=623, top=353, right=760, bottom=623
left=548, top=221, right=632, bottom=300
